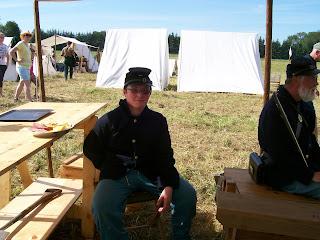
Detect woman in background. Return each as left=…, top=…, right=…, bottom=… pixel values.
left=10, top=30, right=34, bottom=102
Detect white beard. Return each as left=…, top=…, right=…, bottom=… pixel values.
left=298, top=85, right=316, bottom=102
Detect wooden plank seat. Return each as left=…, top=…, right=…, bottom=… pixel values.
left=215, top=168, right=320, bottom=240
left=59, top=152, right=86, bottom=180
left=0, top=177, right=82, bottom=240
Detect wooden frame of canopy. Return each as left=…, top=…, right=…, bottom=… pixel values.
left=264, top=0, right=273, bottom=106
left=33, top=0, right=80, bottom=102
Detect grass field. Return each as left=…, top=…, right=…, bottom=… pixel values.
left=0, top=60, right=319, bottom=239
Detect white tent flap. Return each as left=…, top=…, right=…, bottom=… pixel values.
left=169, top=59, right=176, bottom=77
left=177, top=30, right=264, bottom=94
left=96, top=29, right=169, bottom=91
left=3, top=37, right=18, bottom=82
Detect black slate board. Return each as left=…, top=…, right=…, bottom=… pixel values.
left=0, top=109, right=53, bottom=121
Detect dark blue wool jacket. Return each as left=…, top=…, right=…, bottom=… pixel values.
left=83, top=99, right=179, bottom=189
left=258, top=85, right=320, bottom=188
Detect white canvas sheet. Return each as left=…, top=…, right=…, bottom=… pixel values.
left=96, top=29, right=169, bottom=91
left=33, top=55, right=57, bottom=78
left=178, top=30, right=264, bottom=94
left=3, top=37, right=18, bottom=82
left=41, top=35, right=99, bottom=72
left=30, top=44, right=57, bottom=77
left=169, top=59, right=176, bottom=77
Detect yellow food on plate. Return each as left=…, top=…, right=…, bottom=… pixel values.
left=52, top=123, right=71, bottom=132
left=41, top=122, right=72, bottom=132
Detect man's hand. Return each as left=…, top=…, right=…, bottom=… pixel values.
left=156, top=186, right=173, bottom=213
left=312, top=172, right=320, bottom=182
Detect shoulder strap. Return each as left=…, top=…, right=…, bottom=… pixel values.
left=277, top=93, right=309, bottom=128
left=273, top=93, right=308, bottom=167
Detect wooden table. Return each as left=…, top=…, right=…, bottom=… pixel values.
left=0, top=102, right=107, bottom=238
left=215, top=168, right=320, bottom=240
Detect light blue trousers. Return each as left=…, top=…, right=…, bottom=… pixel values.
left=92, top=170, right=197, bottom=240
left=281, top=180, right=320, bottom=199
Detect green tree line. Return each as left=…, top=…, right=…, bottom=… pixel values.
left=0, top=21, right=181, bottom=53
left=259, top=31, right=320, bottom=59
left=1, top=20, right=319, bottom=57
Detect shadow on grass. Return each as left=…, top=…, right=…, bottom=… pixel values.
left=48, top=204, right=223, bottom=240
left=45, top=97, right=68, bottom=103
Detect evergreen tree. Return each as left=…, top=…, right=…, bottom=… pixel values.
left=0, top=21, right=20, bottom=38
left=258, top=37, right=265, bottom=58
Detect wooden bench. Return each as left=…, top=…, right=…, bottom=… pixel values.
left=215, top=168, right=320, bottom=240
left=0, top=177, right=82, bottom=240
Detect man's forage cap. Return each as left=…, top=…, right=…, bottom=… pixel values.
left=124, top=67, right=153, bottom=87
left=286, top=57, right=320, bottom=78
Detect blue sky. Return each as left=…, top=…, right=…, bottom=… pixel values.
left=0, top=0, right=319, bottom=43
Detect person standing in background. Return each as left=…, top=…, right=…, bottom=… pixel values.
left=305, top=42, right=320, bottom=68
left=10, top=30, right=34, bottom=102
left=304, top=42, right=320, bottom=139
left=61, top=41, right=75, bottom=80
left=0, top=32, right=9, bottom=97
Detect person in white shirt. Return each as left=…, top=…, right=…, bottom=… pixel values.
left=0, top=32, right=9, bottom=97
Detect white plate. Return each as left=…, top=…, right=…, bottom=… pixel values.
left=29, top=124, right=73, bottom=138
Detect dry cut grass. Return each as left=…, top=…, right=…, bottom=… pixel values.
left=1, top=60, right=317, bottom=240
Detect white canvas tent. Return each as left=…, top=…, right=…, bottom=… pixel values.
left=177, top=30, right=264, bottom=94
left=41, top=35, right=99, bottom=72
left=96, top=29, right=169, bottom=91
left=3, top=37, right=18, bottom=82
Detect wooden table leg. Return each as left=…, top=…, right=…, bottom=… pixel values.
left=17, top=161, right=33, bottom=188
left=0, top=171, right=11, bottom=208
left=81, top=115, right=98, bottom=239
left=46, top=144, right=54, bottom=178
left=222, top=177, right=239, bottom=239
left=224, top=227, right=237, bottom=240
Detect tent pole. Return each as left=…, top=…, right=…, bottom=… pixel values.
left=81, top=46, right=84, bottom=73
left=96, top=47, right=101, bottom=64
left=54, top=35, right=57, bottom=71
left=263, top=0, right=273, bottom=107
left=34, top=0, right=46, bottom=102
left=79, top=55, right=83, bottom=73
left=260, top=0, right=273, bottom=154
left=88, top=46, right=91, bottom=72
